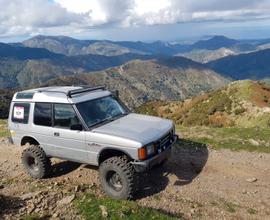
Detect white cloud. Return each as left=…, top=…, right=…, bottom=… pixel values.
left=54, top=0, right=270, bottom=26
left=0, top=0, right=88, bottom=37
left=1, top=0, right=270, bottom=39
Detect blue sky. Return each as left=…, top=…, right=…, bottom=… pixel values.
left=1, top=0, right=270, bottom=42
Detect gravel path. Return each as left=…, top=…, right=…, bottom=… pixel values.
left=0, top=137, right=270, bottom=219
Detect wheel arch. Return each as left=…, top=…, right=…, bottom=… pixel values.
left=21, top=136, right=40, bottom=146
left=98, top=148, right=133, bottom=165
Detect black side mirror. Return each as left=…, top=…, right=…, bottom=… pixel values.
left=70, top=124, right=83, bottom=131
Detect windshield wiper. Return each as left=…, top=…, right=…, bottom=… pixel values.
left=113, top=112, right=128, bottom=119
left=89, top=112, right=128, bottom=128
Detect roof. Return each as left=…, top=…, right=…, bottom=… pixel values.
left=12, top=86, right=111, bottom=104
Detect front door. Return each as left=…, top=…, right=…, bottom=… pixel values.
left=52, top=104, right=88, bottom=163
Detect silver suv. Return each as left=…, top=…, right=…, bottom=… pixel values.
left=8, top=86, right=177, bottom=199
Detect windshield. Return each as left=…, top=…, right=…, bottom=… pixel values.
left=76, top=96, right=127, bottom=128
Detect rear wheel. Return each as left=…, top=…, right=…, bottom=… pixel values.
left=99, top=156, right=136, bottom=200
left=21, top=145, right=51, bottom=179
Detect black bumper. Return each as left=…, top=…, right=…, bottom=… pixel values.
left=131, top=135, right=178, bottom=172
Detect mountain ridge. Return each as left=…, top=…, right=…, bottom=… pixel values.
left=42, top=58, right=229, bottom=108
left=207, top=49, right=270, bottom=80
left=136, top=80, right=270, bottom=128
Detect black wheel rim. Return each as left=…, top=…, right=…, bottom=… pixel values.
left=106, top=170, right=123, bottom=192
left=27, top=156, right=39, bottom=172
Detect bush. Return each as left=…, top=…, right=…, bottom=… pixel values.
left=234, top=107, right=246, bottom=115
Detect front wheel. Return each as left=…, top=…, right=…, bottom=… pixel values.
left=99, top=156, right=136, bottom=200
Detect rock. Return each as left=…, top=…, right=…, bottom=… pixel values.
left=246, top=177, right=257, bottom=183
left=248, top=139, right=259, bottom=146
left=0, top=184, right=4, bottom=189
left=52, top=213, right=59, bottom=218
left=27, top=203, right=35, bottom=213
left=57, top=194, right=75, bottom=206
left=190, top=208, right=196, bottom=214
left=74, top=185, right=79, bottom=192
left=20, top=192, right=37, bottom=200
left=242, top=189, right=247, bottom=194
left=99, top=205, right=108, bottom=218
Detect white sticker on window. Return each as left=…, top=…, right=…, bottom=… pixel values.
left=14, top=106, right=24, bottom=119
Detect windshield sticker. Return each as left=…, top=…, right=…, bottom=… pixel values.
left=14, top=106, right=24, bottom=119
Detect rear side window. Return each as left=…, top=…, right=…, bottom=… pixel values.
left=12, top=103, right=30, bottom=124
left=34, top=103, right=52, bottom=127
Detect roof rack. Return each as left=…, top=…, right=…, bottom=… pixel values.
left=67, top=86, right=106, bottom=98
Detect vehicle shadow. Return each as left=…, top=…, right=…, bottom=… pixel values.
left=135, top=139, right=209, bottom=199
left=50, top=161, right=81, bottom=177
left=0, top=194, right=26, bottom=218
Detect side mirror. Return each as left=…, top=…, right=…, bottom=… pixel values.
left=70, top=124, right=83, bottom=131
left=113, top=90, right=119, bottom=98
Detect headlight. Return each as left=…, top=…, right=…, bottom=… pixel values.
left=146, top=145, right=155, bottom=156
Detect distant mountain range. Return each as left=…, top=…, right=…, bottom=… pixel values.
left=21, top=35, right=270, bottom=55
left=21, top=35, right=188, bottom=56
left=0, top=42, right=63, bottom=60
left=177, top=36, right=270, bottom=63
left=0, top=34, right=270, bottom=91
left=207, top=49, right=270, bottom=80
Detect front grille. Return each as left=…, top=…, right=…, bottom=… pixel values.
left=156, top=129, right=174, bottom=153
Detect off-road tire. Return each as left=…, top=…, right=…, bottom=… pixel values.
left=21, top=145, right=51, bottom=179
left=99, top=156, right=136, bottom=200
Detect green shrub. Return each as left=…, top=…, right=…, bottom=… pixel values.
left=234, top=107, right=246, bottom=115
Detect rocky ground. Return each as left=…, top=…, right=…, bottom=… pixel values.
left=0, top=136, right=270, bottom=220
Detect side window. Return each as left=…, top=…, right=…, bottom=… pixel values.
left=54, top=104, right=80, bottom=129
left=12, top=103, right=30, bottom=124
left=34, top=103, right=52, bottom=127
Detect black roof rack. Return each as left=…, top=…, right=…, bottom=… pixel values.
left=67, top=86, right=106, bottom=98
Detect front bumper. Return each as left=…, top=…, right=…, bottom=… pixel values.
left=131, top=135, right=178, bottom=172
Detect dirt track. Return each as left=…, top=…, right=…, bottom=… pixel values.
left=0, top=137, right=270, bottom=219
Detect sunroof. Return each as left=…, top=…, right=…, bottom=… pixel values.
left=16, top=92, right=34, bottom=99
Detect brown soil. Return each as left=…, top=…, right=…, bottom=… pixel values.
left=0, top=137, right=270, bottom=220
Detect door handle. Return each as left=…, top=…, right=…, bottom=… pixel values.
left=54, top=132, right=60, bottom=137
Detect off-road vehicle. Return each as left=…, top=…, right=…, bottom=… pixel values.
left=8, top=86, right=177, bottom=199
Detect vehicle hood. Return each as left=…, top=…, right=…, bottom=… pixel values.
left=92, top=113, right=173, bottom=145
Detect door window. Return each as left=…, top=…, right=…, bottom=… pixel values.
left=54, top=104, right=81, bottom=129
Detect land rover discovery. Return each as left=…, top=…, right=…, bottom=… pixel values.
left=8, top=86, right=177, bottom=199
